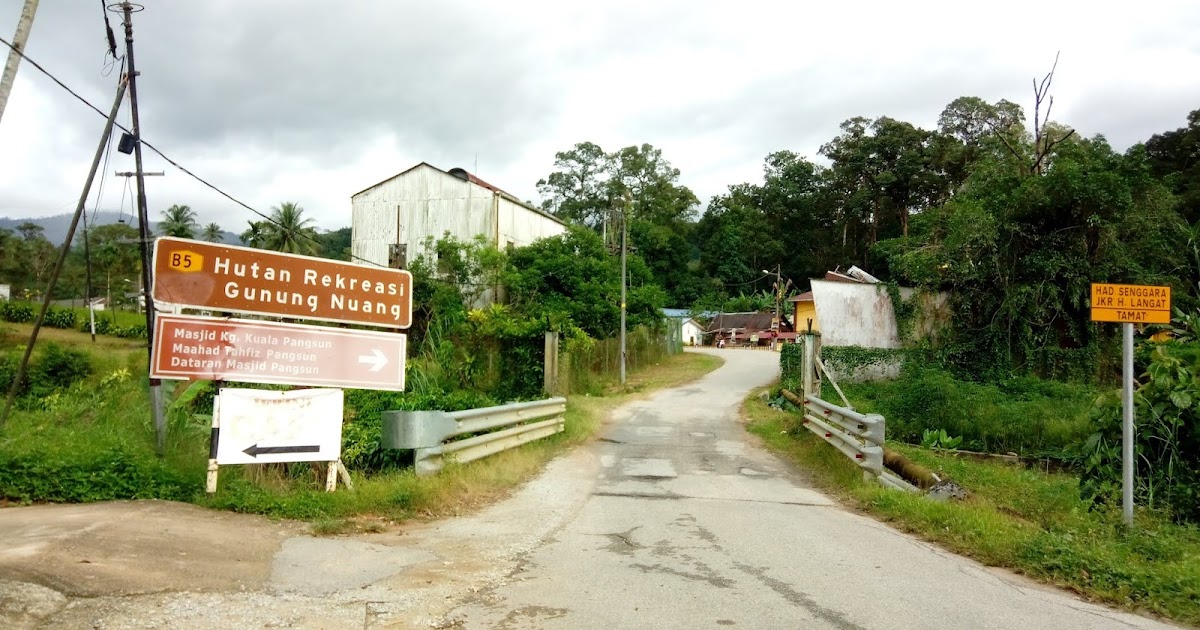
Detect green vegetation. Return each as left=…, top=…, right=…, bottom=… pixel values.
left=744, top=390, right=1200, bottom=626
left=0, top=224, right=696, bottom=520
left=838, top=364, right=1098, bottom=458
left=0, top=313, right=718, bottom=525
left=1082, top=342, right=1200, bottom=523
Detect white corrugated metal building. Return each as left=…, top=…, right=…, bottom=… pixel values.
left=351, top=163, right=568, bottom=270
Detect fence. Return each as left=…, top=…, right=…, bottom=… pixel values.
left=789, top=332, right=918, bottom=492
left=381, top=397, right=566, bottom=475
left=557, top=326, right=676, bottom=395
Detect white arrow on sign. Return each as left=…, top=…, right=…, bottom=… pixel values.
left=358, top=348, right=388, bottom=372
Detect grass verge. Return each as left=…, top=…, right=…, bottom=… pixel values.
left=745, top=387, right=1200, bottom=627
left=200, top=351, right=724, bottom=532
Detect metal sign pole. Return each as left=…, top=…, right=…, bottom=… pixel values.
left=1122, top=321, right=1134, bottom=527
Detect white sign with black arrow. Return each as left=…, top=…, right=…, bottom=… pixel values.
left=215, top=388, right=344, bottom=466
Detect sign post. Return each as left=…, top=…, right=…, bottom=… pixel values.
left=1090, top=282, right=1172, bottom=527
left=149, top=237, right=414, bottom=494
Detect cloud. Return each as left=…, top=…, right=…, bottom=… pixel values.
left=0, top=0, right=1197, bottom=232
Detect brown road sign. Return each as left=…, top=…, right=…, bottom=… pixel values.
left=152, top=237, right=412, bottom=329
left=1090, top=283, right=1172, bottom=324
left=151, top=314, right=406, bottom=391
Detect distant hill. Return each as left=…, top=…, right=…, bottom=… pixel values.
left=0, top=212, right=240, bottom=246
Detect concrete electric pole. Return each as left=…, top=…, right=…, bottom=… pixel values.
left=0, top=0, right=40, bottom=127
left=116, top=1, right=167, bottom=455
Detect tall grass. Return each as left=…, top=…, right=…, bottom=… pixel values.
left=837, top=364, right=1097, bottom=458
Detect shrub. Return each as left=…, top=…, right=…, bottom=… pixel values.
left=28, top=343, right=93, bottom=397
left=1, top=301, right=33, bottom=323
left=1081, top=343, right=1200, bottom=523
left=842, top=363, right=1096, bottom=458
left=43, top=307, right=77, bottom=329
left=0, top=344, right=95, bottom=398
left=0, top=446, right=196, bottom=503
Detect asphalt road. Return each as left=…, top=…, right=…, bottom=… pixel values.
left=439, top=348, right=1175, bottom=630
left=0, top=348, right=1181, bottom=629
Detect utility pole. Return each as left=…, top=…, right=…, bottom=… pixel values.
left=0, top=0, right=39, bottom=127
left=0, top=77, right=127, bottom=427
left=762, top=265, right=788, bottom=351
left=619, top=195, right=628, bottom=385
left=117, top=1, right=167, bottom=455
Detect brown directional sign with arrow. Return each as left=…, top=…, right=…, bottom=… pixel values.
left=152, top=236, right=412, bottom=329
left=150, top=314, right=406, bottom=391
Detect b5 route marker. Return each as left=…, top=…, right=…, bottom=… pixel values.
left=152, top=236, right=412, bottom=329
left=150, top=314, right=406, bottom=391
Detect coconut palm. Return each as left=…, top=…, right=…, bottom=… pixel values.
left=201, top=222, right=223, bottom=243
left=262, top=201, right=320, bottom=255
left=159, top=204, right=198, bottom=239
left=240, top=220, right=267, bottom=248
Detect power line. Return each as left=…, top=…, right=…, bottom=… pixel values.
left=0, top=34, right=382, bottom=268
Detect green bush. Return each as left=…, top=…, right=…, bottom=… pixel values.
left=1, top=301, right=33, bottom=323
left=112, top=324, right=147, bottom=339
left=0, top=446, right=196, bottom=503
left=780, top=343, right=803, bottom=391
left=0, top=343, right=94, bottom=398
left=29, top=343, right=93, bottom=397
left=1081, top=343, right=1200, bottom=523
left=841, top=363, right=1096, bottom=458
left=43, top=307, right=77, bottom=329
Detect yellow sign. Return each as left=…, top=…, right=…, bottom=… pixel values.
left=1090, top=283, right=1171, bottom=324
left=166, top=249, right=205, bottom=273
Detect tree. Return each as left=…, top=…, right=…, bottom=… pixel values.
left=16, top=221, right=43, bottom=241
left=260, top=201, right=320, bottom=255
left=1143, top=108, right=1200, bottom=223
left=536, top=141, right=699, bottom=307
left=505, top=227, right=664, bottom=338
left=536, top=141, right=611, bottom=228
left=201, top=222, right=223, bottom=243
left=317, top=227, right=352, bottom=261
left=159, top=204, right=198, bottom=239
left=240, top=221, right=267, bottom=248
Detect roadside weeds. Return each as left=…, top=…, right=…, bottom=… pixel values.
left=743, top=385, right=1200, bottom=628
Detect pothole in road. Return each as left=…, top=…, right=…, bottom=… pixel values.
left=620, top=458, right=677, bottom=478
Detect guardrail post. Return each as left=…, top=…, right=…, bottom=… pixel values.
left=802, top=332, right=817, bottom=397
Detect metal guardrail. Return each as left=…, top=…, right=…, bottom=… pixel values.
left=783, top=388, right=885, bottom=479
left=381, top=398, right=567, bottom=475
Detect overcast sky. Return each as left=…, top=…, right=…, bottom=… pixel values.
left=0, top=0, right=1198, bottom=232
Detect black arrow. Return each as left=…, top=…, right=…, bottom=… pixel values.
left=242, top=443, right=320, bottom=458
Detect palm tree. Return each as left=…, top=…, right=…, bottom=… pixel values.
left=159, top=204, right=198, bottom=239
left=262, top=201, right=320, bottom=255
left=240, top=220, right=267, bottom=248
left=201, top=222, right=223, bottom=243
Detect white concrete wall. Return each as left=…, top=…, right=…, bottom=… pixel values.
left=810, top=280, right=905, bottom=348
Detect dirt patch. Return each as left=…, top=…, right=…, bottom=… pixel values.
left=0, top=500, right=305, bottom=597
